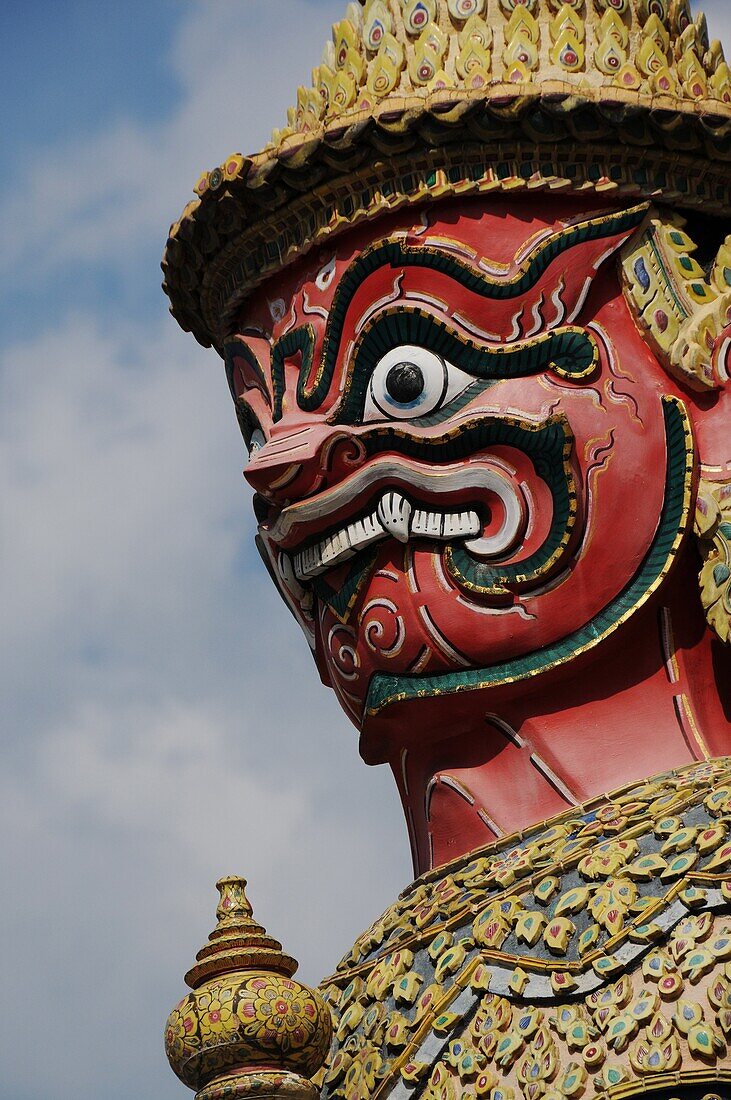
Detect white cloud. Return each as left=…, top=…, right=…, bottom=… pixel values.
left=4, top=1, right=731, bottom=1097
left=0, top=310, right=407, bottom=1099
left=0, top=693, right=405, bottom=1097
left=1, top=0, right=344, bottom=285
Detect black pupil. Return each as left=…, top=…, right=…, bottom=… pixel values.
left=385, top=362, right=425, bottom=404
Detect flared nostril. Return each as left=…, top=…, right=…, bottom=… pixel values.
left=243, top=422, right=335, bottom=498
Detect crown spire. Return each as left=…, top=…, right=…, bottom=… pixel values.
left=165, top=877, right=332, bottom=1100
left=264, top=0, right=729, bottom=149
left=162, top=0, right=731, bottom=350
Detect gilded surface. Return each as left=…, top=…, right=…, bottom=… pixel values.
left=317, top=760, right=731, bottom=1100
left=161, top=0, right=731, bottom=348
left=696, top=480, right=731, bottom=645
left=621, top=216, right=731, bottom=393
left=165, top=878, right=332, bottom=1094
left=269, top=0, right=731, bottom=148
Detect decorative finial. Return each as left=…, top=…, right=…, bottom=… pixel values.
left=184, top=875, right=298, bottom=988
left=165, top=876, right=332, bottom=1100
left=216, top=875, right=253, bottom=922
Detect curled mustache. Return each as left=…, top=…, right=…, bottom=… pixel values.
left=263, top=413, right=574, bottom=586
left=266, top=411, right=569, bottom=545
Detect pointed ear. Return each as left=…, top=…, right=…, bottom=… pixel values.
left=621, top=210, right=731, bottom=394
left=623, top=212, right=731, bottom=646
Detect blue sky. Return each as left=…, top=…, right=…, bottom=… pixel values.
left=1, top=5, right=407, bottom=1099
left=2, top=2, right=730, bottom=1099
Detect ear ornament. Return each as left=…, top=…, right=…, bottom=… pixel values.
left=623, top=211, right=731, bottom=644
left=696, top=478, right=731, bottom=643
left=622, top=211, right=731, bottom=393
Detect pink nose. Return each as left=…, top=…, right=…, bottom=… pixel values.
left=243, top=423, right=329, bottom=499
left=244, top=422, right=370, bottom=504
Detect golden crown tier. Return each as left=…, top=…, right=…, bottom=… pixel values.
left=162, top=0, right=731, bottom=349
left=270, top=0, right=731, bottom=148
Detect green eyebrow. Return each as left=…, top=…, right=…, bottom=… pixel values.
left=299, top=202, right=648, bottom=415
left=333, top=307, right=599, bottom=424
left=228, top=205, right=646, bottom=423
left=269, top=325, right=316, bottom=422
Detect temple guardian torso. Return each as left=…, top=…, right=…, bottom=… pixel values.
left=318, top=761, right=731, bottom=1100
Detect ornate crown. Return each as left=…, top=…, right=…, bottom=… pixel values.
left=162, top=0, right=731, bottom=350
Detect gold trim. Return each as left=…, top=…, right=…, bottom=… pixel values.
left=368, top=396, right=694, bottom=715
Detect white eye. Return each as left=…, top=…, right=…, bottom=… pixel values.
left=363, top=345, right=474, bottom=422
left=247, top=428, right=266, bottom=456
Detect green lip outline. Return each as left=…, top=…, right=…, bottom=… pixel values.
left=310, top=411, right=576, bottom=622
left=364, top=396, right=694, bottom=718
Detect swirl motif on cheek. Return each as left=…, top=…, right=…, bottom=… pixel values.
left=327, top=624, right=361, bottom=682
left=320, top=433, right=367, bottom=474
left=360, top=599, right=406, bottom=659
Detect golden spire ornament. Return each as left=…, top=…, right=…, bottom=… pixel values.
left=165, top=877, right=332, bottom=1100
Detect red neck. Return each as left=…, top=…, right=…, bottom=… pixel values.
left=389, top=549, right=731, bottom=876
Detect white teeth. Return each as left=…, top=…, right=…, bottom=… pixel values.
left=377, top=492, right=412, bottom=544
left=410, top=509, right=480, bottom=539
left=442, top=510, right=481, bottom=539
left=278, top=553, right=308, bottom=601
left=295, top=544, right=329, bottom=579
left=320, top=528, right=353, bottom=567
left=351, top=513, right=385, bottom=546
left=412, top=509, right=444, bottom=538
left=290, top=493, right=488, bottom=582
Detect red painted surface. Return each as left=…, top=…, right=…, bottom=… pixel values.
left=387, top=553, right=730, bottom=872
left=231, top=195, right=731, bottom=876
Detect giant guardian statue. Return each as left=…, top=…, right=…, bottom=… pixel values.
left=162, top=4, right=731, bottom=1100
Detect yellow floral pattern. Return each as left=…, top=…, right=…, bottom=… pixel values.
left=197, top=985, right=235, bottom=1038
left=165, top=972, right=332, bottom=1091
left=316, top=759, right=731, bottom=1100
left=238, top=976, right=323, bottom=1050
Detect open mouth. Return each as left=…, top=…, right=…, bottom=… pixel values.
left=264, top=458, right=529, bottom=584
left=261, top=412, right=578, bottom=620
left=289, top=494, right=483, bottom=581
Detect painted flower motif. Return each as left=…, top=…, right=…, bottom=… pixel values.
left=237, top=977, right=319, bottom=1054
left=366, top=958, right=393, bottom=1000
left=196, top=985, right=235, bottom=1038
left=165, top=997, right=200, bottom=1061
left=342, top=1046, right=383, bottom=1100
left=423, top=1062, right=457, bottom=1100
left=488, top=845, right=536, bottom=887
left=578, top=839, right=638, bottom=880
left=460, top=857, right=490, bottom=884
left=413, top=900, right=439, bottom=929
left=434, top=876, right=461, bottom=910
left=412, top=983, right=442, bottom=1024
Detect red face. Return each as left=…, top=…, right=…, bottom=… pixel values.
left=227, top=197, right=691, bottom=750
